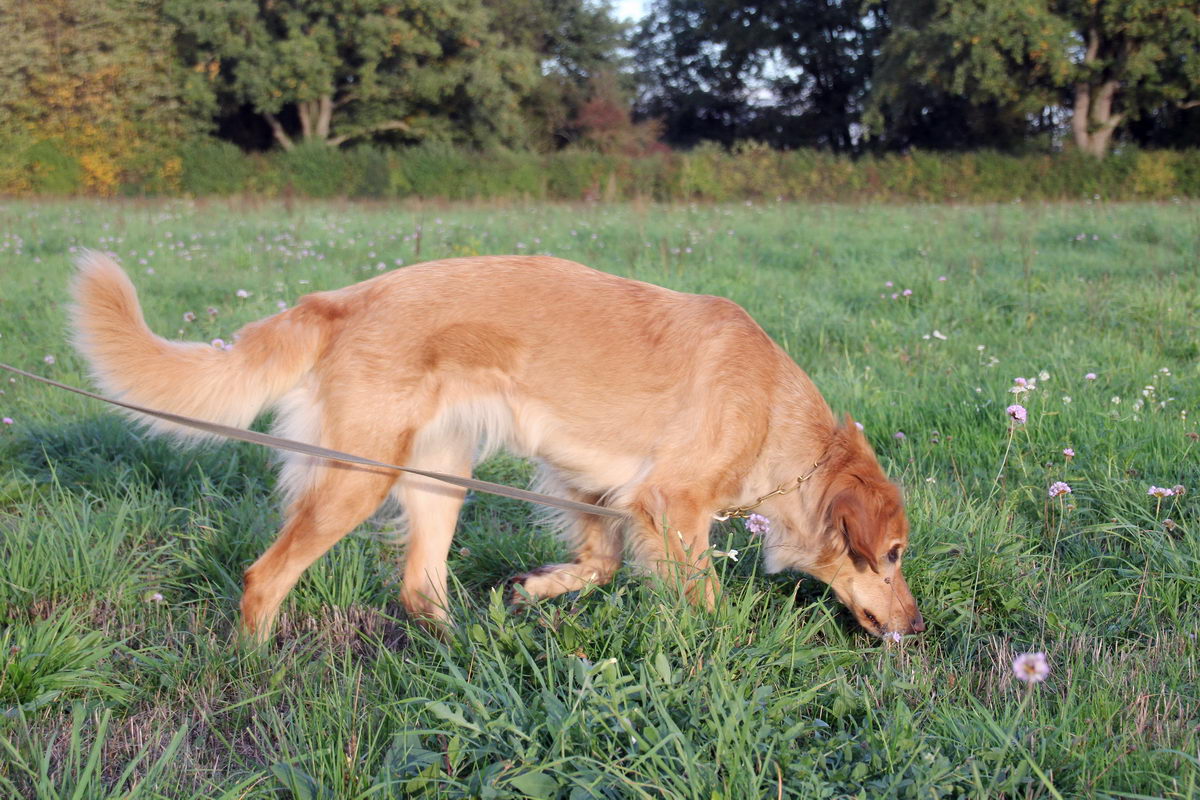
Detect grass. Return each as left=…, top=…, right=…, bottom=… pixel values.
left=0, top=197, right=1197, bottom=798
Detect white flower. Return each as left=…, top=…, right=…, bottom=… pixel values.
left=1013, top=652, right=1050, bottom=683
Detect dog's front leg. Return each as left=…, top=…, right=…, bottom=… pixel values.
left=629, top=491, right=719, bottom=609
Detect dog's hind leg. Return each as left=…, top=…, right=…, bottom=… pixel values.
left=397, top=428, right=474, bottom=627
left=240, top=415, right=412, bottom=643
left=510, top=496, right=623, bottom=601
left=241, top=463, right=398, bottom=642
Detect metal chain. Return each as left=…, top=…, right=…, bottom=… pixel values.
left=712, top=460, right=824, bottom=521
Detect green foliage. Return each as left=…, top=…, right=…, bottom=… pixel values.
left=871, top=0, right=1200, bottom=157
left=0, top=0, right=204, bottom=194
left=179, top=139, right=250, bottom=196
left=20, top=139, right=85, bottom=195
left=166, top=0, right=539, bottom=151
left=11, top=140, right=1200, bottom=200
left=636, top=0, right=883, bottom=152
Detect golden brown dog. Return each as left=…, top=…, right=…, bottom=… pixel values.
left=71, top=252, right=923, bottom=640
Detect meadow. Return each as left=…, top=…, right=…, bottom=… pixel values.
left=0, top=198, right=1197, bottom=799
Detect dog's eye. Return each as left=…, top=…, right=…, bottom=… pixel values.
left=887, top=546, right=901, bottom=563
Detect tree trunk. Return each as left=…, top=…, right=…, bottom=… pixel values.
left=1071, top=24, right=1122, bottom=159
left=1072, top=81, right=1123, bottom=158
left=316, top=95, right=333, bottom=140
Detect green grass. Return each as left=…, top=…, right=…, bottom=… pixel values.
left=0, top=198, right=1197, bottom=798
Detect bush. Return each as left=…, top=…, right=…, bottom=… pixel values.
left=11, top=134, right=1200, bottom=202
left=22, top=139, right=85, bottom=195
left=180, top=138, right=250, bottom=195
left=277, top=140, right=360, bottom=197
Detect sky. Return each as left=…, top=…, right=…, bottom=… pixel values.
left=613, top=0, right=648, bottom=23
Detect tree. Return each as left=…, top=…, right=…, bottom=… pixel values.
left=633, top=0, right=882, bottom=152
left=483, top=0, right=630, bottom=149
left=0, top=0, right=203, bottom=192
left=869, top=0, right=1200, bottom=158
left=573, top=70, right=664, bottom=154
left=167, top=0, right=538, bottom=150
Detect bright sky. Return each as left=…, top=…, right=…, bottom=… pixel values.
left=613, top=0, right=648, bottom=23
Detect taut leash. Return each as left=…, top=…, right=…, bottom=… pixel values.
left=0, top=363, right=625, bottom=520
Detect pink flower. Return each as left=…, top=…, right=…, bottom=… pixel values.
left=902, top=288, right=913, bottom=297
left=1013, top=377, right=1028, bottom=387
left=1013, top=652, right=1050, bottom=683
left=938, top=275, right=947, bottom=281
left=43, top=355, right=55, bottom=365
left=1048, top=482, right=1072, bottom=498
left=1006, top=404, right=1027, bottom=424
left=235, top=289, right=250, bottom=299
left=1085, top=373, right=1097, bottom=381
left=1171, top=485, right=1186, bottom=496
left=1063, top=448, right=1074, bottom=458
left=210, top=338, right=225, bottom=349
left=2, top=417, right=12, bottom=425
left=744, top=513, right=770, bottom=536
left=1147, top=486, right=1175, bottom=498
left=894, top=431, right=907, bottom=440
left=884, top=281, right=893, bottom=288
left=183, top=311, right=196, bottom=323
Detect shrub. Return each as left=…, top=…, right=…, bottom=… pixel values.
left=278, top=140, right=359, bottom=197
left=11, top=134, right=1200, bottom=202
left=22, top=139, right=85, bottom=195
left=180, top=138, right=251, bottom=195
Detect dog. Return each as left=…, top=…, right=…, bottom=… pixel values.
left=70, top=252, right=924, bottom=641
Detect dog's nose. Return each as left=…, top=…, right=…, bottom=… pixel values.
left=910, top=613, right=926, bottom=633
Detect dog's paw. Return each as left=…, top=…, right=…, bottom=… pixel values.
left=509, top=563, right=602, bottom=603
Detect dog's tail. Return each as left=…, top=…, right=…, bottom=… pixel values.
left=70, top=251, right=325, bottom=441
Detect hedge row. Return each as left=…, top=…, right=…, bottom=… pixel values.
left=4, top=137, right=1200, bottom=202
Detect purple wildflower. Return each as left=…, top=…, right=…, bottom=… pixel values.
left=744, top=514, right=770, bottom=536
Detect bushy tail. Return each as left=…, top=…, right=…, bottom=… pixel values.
left=70, top=251, right=324, bottom=441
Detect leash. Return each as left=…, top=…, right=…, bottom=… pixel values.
left=0, top=363, right=625, bottom=520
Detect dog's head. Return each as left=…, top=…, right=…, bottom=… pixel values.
left=763, top=418, right=924, bottom=638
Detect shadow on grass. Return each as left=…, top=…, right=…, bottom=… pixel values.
left=3, top=414, right=276, bottom=506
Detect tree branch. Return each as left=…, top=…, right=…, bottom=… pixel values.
left=326, top=120, right=411, bottom=147
left=263, top=112, right=295, bottom=151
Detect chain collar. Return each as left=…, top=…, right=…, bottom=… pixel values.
left=712, top=459, right=826, bottom=521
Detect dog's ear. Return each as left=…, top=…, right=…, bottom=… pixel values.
left=826, top=487, right=881, bottom=571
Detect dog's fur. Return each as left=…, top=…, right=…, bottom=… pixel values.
left=70, top=252, right=923, bottom=639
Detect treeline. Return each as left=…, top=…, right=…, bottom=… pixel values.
left=0, top=0, right=1197, bottom=199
